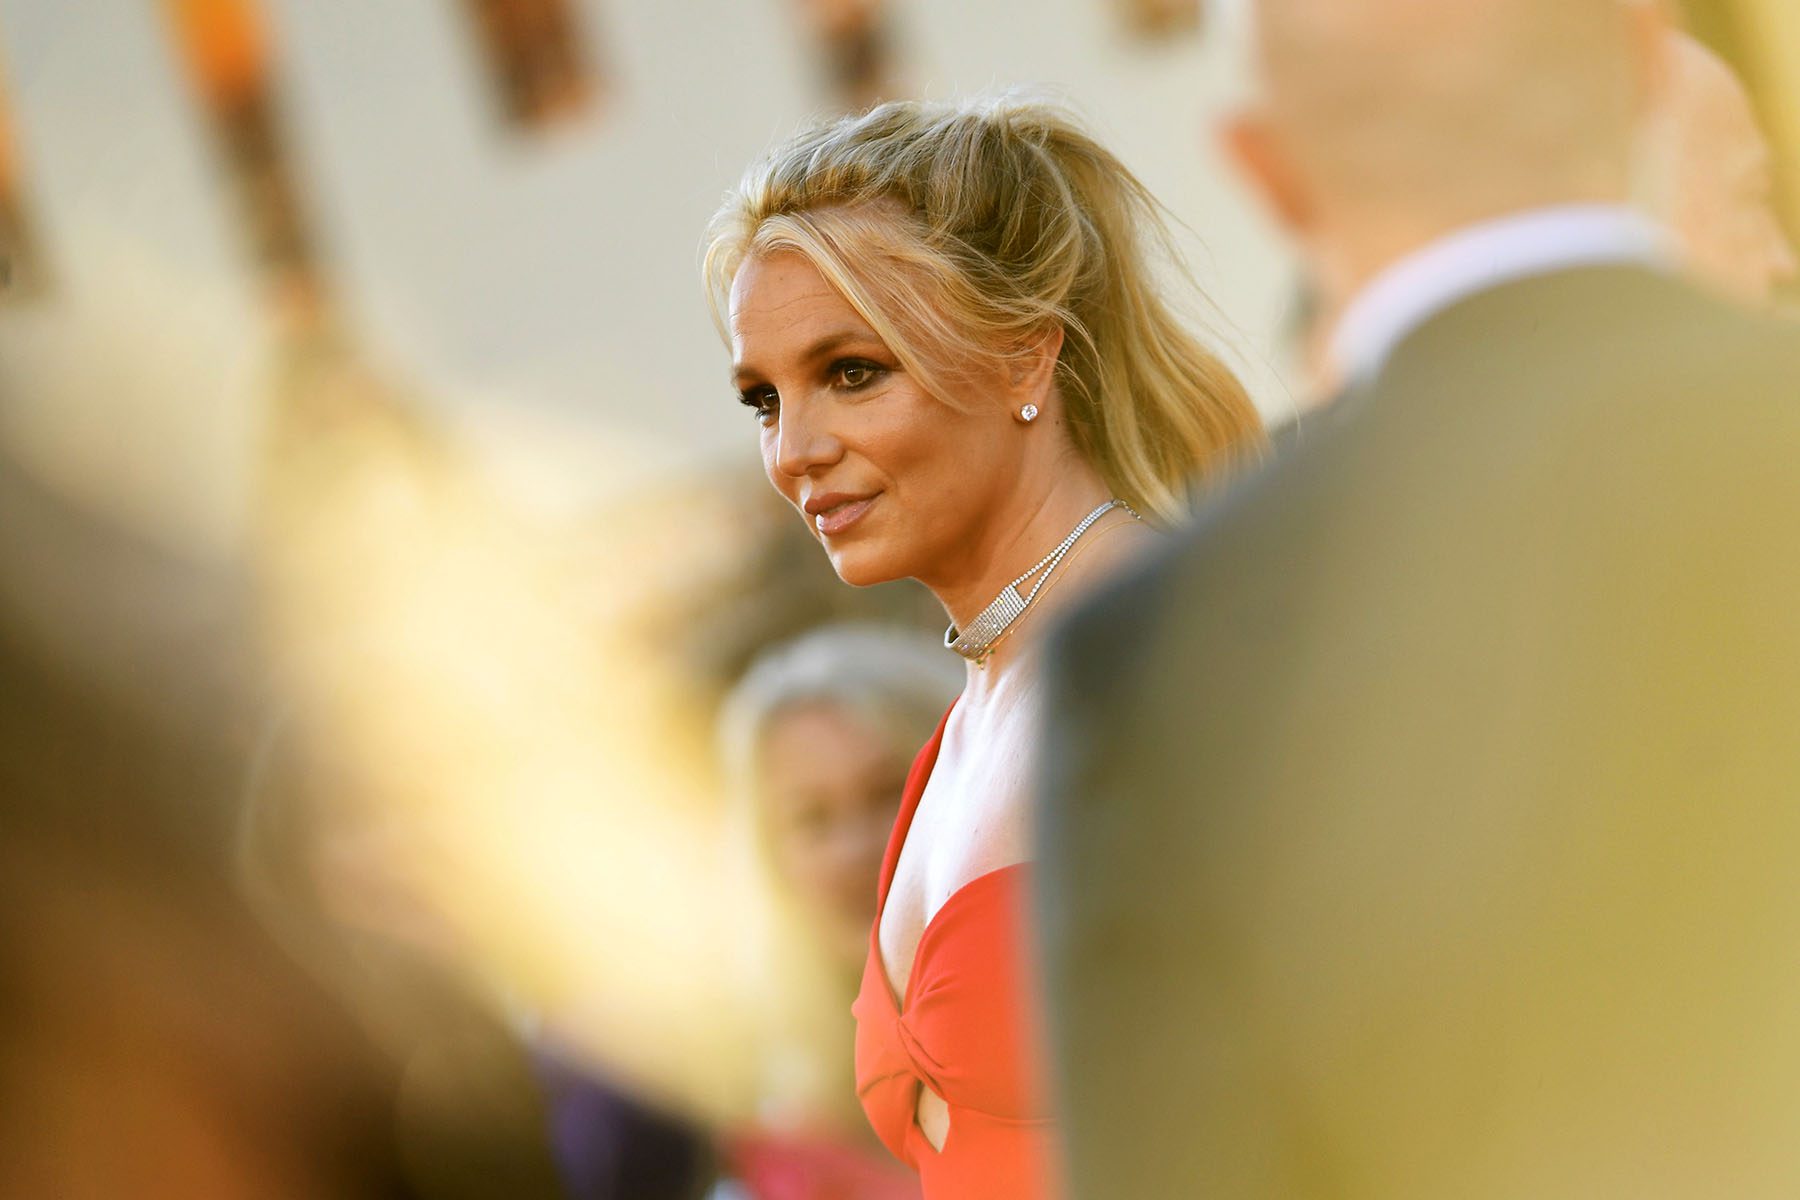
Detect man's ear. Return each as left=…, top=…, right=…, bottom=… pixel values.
left=1622, top=0, right=1675, bottom=126
left=1219, top=111, right=1314, bottom=237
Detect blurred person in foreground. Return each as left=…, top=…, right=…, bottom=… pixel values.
left=713, top=624, right=960, bottom=1199
left=704, top=96, right=1263, bottom=1197
left=1272, top=17, right=1796, bottom=420
left=1037, top=0, right=1800, bottom=1195
left=0, top=450, right=413, bottom=1196
left=240, top=718, right=717, bottom=1200
left=1639, top=26, right=1798, bottom=305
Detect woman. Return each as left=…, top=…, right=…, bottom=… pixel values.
left=703, top=95, right=1261, bottom=1198
left=721, top=624, right=964, bottom=980
left=716, top=623, right=960, bottom=1199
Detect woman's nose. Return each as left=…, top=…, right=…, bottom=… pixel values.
left=773, top=400, right=845, bottom=478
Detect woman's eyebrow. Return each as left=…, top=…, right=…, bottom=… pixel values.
left=732, top=328, right=876, bottom=385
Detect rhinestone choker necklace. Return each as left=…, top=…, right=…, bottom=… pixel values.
left=945, top=499, right=1135, bottom=666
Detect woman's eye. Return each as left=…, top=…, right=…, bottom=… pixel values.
left=780, top=803, right=832, bottom=843
left=834, top=360, right=883, bottom=390
left=738, top=388, right=777, bottom=426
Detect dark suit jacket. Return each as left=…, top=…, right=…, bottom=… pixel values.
left=1036, top=266, right=1800, bottom=1197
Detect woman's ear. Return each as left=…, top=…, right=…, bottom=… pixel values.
left=1009, top=324, right=1066, bottom=399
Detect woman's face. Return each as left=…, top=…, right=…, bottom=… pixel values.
left=728, top=250, right=1022, bottom=588
left=755, top=702, right=912, bottom=965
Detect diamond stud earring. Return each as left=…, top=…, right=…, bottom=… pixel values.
left=1019, top=404, right=1040, bottom=423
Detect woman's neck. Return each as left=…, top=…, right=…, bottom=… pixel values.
left=924, top=470, right=1156, bottom=695
left=926, top=468, right=1108, bottom=623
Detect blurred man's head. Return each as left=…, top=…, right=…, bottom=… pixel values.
left=1225, top=0, right=1656, bottom=303
left=1642, top=31, right=1798, bottom=304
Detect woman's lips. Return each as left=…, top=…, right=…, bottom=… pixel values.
left=814, top=494, right=877, bottom=537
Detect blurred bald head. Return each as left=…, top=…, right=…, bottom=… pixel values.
left=1231, top=0, right=1651, bottom=296
left=1644, top=31, right=1798, bottom=303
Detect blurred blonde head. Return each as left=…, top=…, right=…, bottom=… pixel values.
left=718, top=624, right=959, bottom=1128
left=720, top=622, right=959, bottom=964
left=704, top=94, right=1261, bottom=523
left=1640, top=31, right=1798, bottom=304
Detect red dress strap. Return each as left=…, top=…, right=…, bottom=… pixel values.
left=854, top=697, right=1062, bottom=1198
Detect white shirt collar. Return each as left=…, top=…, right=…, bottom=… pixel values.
left=1325, top=204, right=1675, bottom=389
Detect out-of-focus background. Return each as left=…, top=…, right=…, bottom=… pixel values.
left=0, top=0, right=1290, bottom=562
left=0, top=1, right=1793, bottom=1196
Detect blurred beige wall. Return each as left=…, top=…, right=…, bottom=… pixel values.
left=0, top=0, right=1295, bottom=558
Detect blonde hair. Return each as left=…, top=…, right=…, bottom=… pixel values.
left=718, top=623, right=961, bottom=792
left=703, top=94, right=1263, bottom=522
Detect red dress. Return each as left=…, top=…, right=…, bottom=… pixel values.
left=725, top=1130, right=921, bottom=1200
left=851, top=706, right=1061, bottom=1199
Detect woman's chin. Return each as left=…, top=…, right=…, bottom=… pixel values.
left=825, top=544, right=907, bottom=588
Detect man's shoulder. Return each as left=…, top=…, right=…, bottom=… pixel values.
left=1392, top=265, right=1800, bottom=401
left=1048, top=268, right=1800, bottom=697
left=1047, top=443, right=1324, bottom=689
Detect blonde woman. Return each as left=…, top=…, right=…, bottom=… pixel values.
left=716, top=624, right=959, bottom=1198
left=704, top=96, right=1261, bottom=1198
